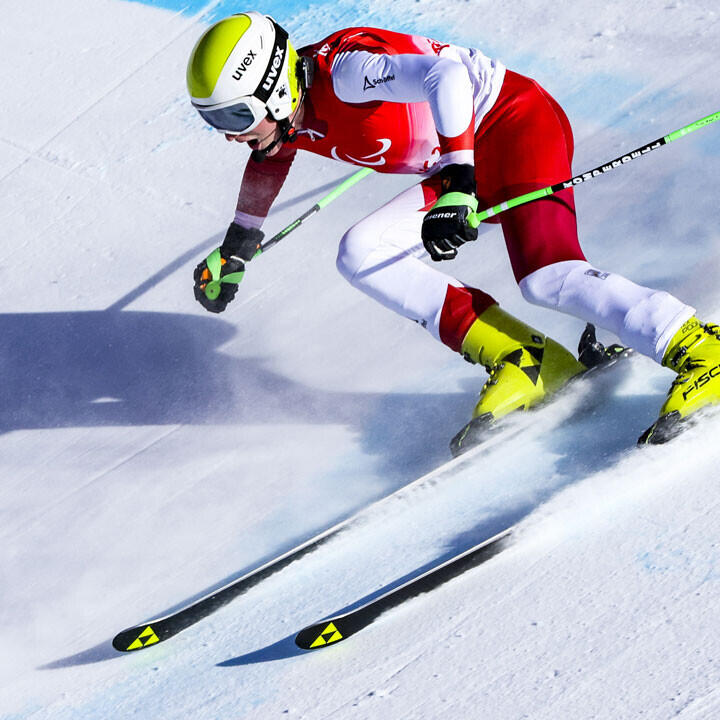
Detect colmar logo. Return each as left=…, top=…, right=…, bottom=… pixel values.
left=363, top=74, right=395, bottom=91
left=232, top=50, right=257, bottom=81
left=585, top=269, right=610, bottom=280
left=262, top=46, right=285, bottom=92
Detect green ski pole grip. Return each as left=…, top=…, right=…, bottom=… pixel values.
left=203, top=248, right=223, bottom=300
left=664, top=110, right=720, bottom=142
left=202, top=248, right=246, bottom=299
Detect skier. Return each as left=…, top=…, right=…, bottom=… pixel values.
left=186, top=11, right=720, bottom=450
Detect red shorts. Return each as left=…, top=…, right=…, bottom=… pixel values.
left=423, top=70, right=586, bottom=282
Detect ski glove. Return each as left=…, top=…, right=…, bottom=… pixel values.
left=220, top=222, right=264, bottom=262
left=193, top=223, right=264, bottom=313
left=421, top=164, right=479, bottom=261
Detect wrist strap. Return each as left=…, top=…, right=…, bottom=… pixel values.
left=431, top=191, right=479, bottom=212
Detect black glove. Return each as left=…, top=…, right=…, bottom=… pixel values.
left=193, top=223, right=264, bottom=313
left=220, top=222, right=264, bottom=261
left=421, top=164, right=479, bottom=261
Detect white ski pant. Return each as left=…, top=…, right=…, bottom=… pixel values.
left=336, top=182, right=462, bottom=341
left=336, top=182, right=695, bottom=364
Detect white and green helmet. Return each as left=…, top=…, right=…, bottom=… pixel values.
left=187, top=12, right=301, bottom=134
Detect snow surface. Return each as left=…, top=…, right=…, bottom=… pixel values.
left=2, top=1, right=720, bottom=718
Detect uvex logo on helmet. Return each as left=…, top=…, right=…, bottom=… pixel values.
left=232, top=50, right=257, bottom=81
left=262, top=45, right=285, bottom=92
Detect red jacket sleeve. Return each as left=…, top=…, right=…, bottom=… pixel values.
left=234, top=144, right=298, bottom=228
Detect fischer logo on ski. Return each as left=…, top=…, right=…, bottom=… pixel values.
left=125, top=626, right=160, bottom=651
left=294, top=527, right=512, bottom=651
left=310, top=622, right=344, bottom=648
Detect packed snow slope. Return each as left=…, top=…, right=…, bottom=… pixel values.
left=2, top=1, right=720, bottom=718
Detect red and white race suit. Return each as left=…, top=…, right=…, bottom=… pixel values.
left=233, top=27, right=693, bottom=362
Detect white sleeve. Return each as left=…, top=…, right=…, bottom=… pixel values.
left=331, top=50, right=474, bottom=143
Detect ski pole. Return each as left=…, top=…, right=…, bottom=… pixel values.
left=468, top=109, right=720, bottom=226
left=261, top=166, right=374, bottom=252
left=203, top=167, right=373, bottom=299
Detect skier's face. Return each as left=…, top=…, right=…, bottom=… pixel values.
left=225, top=116, right=283, bottom=156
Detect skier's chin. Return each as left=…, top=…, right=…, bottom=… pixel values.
left=262, top=142, right=283, bottom=157
left=248, top=136, right=282, bottom=157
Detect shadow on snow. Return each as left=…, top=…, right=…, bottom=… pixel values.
left=39, top=343, right=668, bottom=669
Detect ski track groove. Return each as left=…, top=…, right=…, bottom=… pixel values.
left=536, top=598, right=713, bottom=719
left=0, top=6, right=216, bottom=187
left=673, top=687, right=720, bottom=719
left=462, top=518, right=720, bottom=718
left=7, top=424, right=184, bottom=539
left=4, top=3, right=720, bottom=718
left=0, top=135, right=31, bottom=154
left=300, top=544, right=514, bottom=720
left=313, top=647, right=430, bottom=720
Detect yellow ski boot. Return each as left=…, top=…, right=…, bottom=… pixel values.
left=450, top=305, right=586, bottom=456
left=639, top=317, right=720, bottom=444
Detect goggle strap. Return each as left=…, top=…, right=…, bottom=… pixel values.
left=254, top=21, right=288, bottom=104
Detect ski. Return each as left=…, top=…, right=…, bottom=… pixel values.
left=112, top=526, right=343, bottom=652
left=112, top=428, right=525, bottom=653
left=113, top=324, right=628, bottom=653
left=294, top=526, right=512, bottom=650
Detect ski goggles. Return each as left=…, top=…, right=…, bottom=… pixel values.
left=193, top=95, right=268, bottom=135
